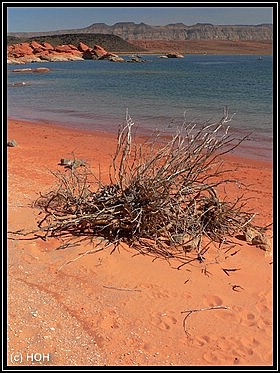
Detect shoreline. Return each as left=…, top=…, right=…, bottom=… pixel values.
left=7, top=50, right=273, bottom=67
left=7, top=117, right=273, bottom=367
left=7, top=116, right=273, bottom=181
left=7, top=115, right=273, bottom=163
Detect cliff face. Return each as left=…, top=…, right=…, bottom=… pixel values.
left=181, top=23, right=272, bottom=41
left=9, top=22, right=273, bottom=41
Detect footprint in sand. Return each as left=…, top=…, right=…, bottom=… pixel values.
left=239, top=336, right=260, bottom=349
left=98, top=309, right=122, bottom=330
left=150, top=312, right=177, bottom=331
left=256, top=302, right=271, bottom=313
left=203, top=294, right=223, bottom=307
left=229, top=306, right=259, bottom=327
left=152, top=289, right=171, bottom=299
left=254, top=291, right=272, bottom=335
left=140, top=283, right=175, bottom=300
left=191, top=335, right=212, bottom=347
left=202, top=336, right=258, bottom=365
left=214, top=305, right=259, bottom=328
left=239, top=309, right=259, bottom=328
left=203, top=350, right=233, bottom=364
left=256, top=316, right=272, bottom=336
left=255, top=291, right=272, bottom=314
left=222, top=336, right=254, bottom=357
left=214, top=305, right=242, bottom=324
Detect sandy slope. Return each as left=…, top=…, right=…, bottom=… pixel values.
left=7, top=119, right=273, bottom=367
left=128, top=40, right=273, bottom=55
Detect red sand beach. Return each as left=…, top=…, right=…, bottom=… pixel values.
left=7, top=118, right=273, bottom=367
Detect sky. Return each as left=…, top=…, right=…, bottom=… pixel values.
left=2, top=2, right=272, bottom=32
left=6, top=4, right=274, bottom=33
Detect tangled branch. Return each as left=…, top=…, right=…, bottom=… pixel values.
left=9, top=108, right=270, bottom=266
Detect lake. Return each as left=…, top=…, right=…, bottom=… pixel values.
left=7, top=54, right=273, bottom=160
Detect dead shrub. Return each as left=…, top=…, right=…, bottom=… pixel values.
left=10, top=108, right=270, bottom=266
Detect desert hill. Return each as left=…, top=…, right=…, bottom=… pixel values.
left=7, top=33, right=145, bottom=53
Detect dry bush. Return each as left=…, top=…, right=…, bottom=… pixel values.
left=10, top=108, right=270, bottom=266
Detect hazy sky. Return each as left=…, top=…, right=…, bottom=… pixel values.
left=6, top=4, right=273, bottom=33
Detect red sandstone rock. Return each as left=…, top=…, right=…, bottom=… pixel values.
left=71, top=50, right=84, bottom=57
left=80, top=44, right=111, bottom=60
left=7, top=41, right=122, bottom=63
left=68, top=44, right=79, bottom=50
left=92, top=44, right=108, bottom=58
left=30, top=40, right=44, bottom=50
left=8, top=42, right=33, bottom=56
left=81, top=49, right=97, bottom=60
left=41, top=42, right=54, bottom=50
left=78, top=42, right=91, bottom=52
left=54, top=45, right=75, bottom=53
left=32, top=48, right=44, bottom=54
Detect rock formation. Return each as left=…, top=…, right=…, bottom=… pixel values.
left=166, top=53, right=184, bottom=58
left=10, top=67, right=50, bottom=73
left=7, top=41, right=124, bottom=64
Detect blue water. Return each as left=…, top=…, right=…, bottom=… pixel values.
left=7, top=54, right=273, bottom=160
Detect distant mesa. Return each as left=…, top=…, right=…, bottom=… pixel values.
left=8, top=22, right=272, bottom=42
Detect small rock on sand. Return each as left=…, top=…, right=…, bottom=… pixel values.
left=7, top=139, right=17, bottom=147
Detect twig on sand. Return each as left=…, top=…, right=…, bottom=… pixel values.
left=181, top=305, right=230, bottom=335
left=103, top=285, right=142, bottom=292
left=56, top=245, right=109, bottom=272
